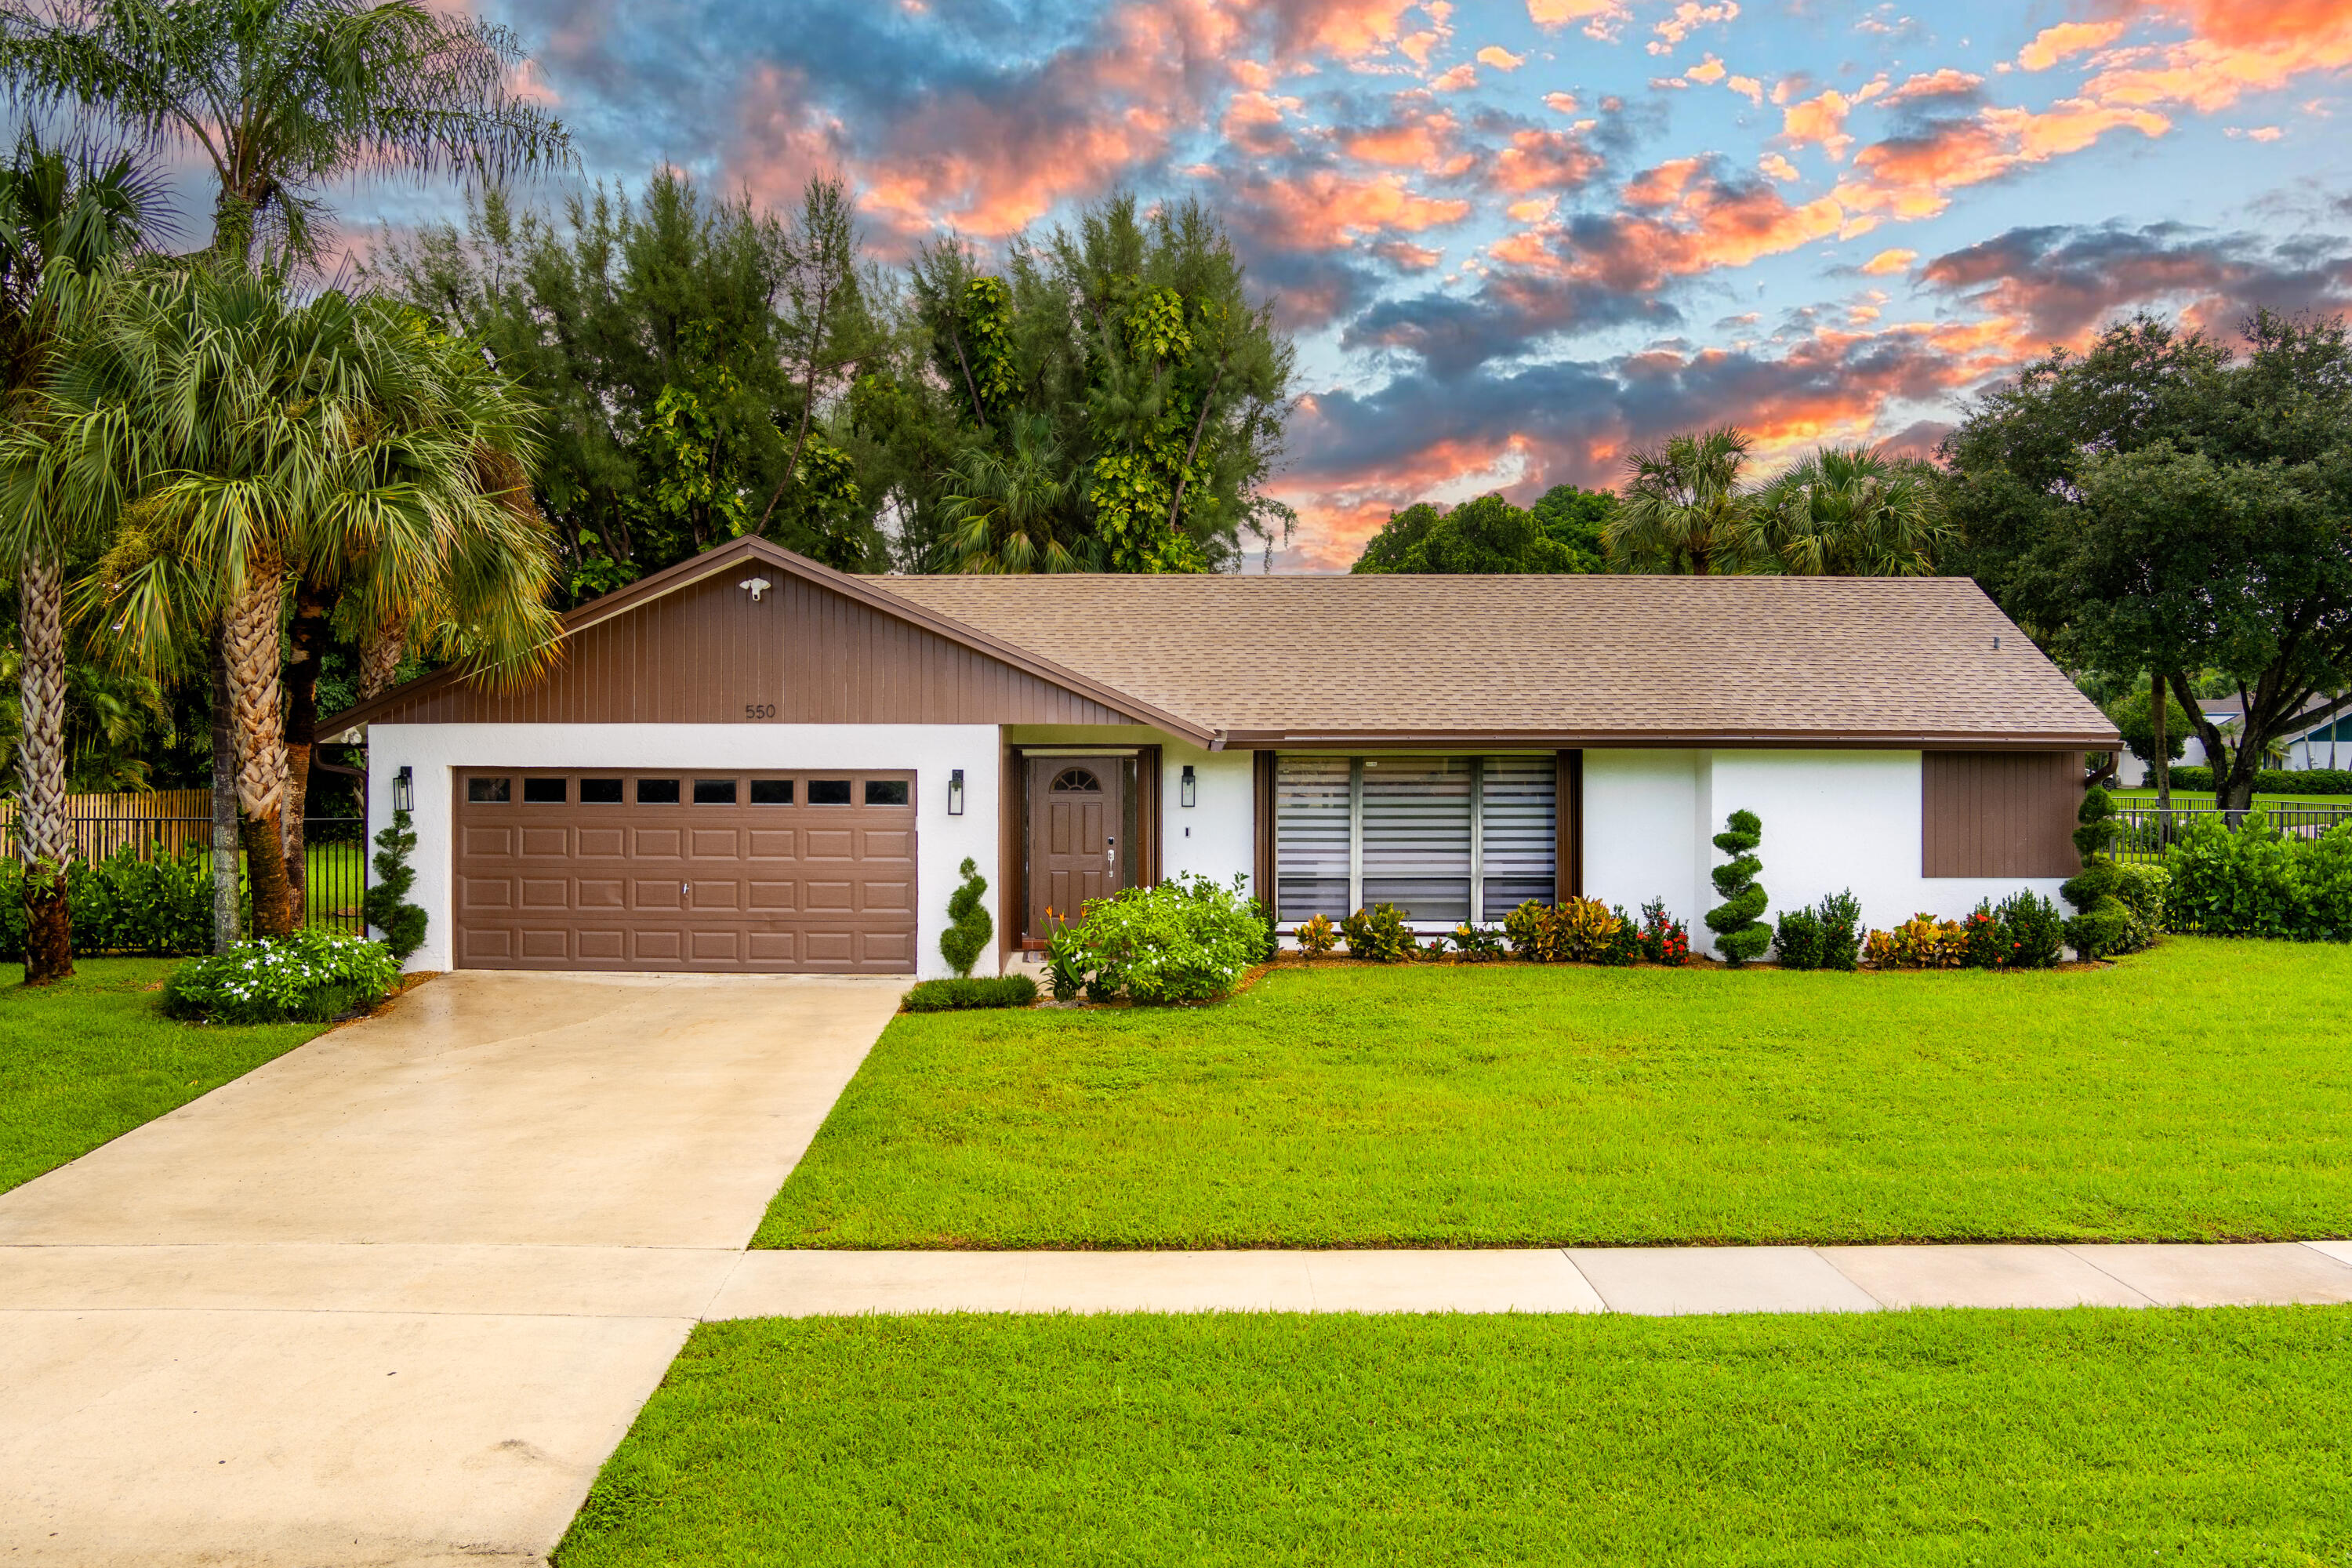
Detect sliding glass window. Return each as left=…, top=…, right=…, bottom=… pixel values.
left=1275, top=754, right=1557, bottom=925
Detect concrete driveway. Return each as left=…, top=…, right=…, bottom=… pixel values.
left=0, top=971, right=902, bottom=1568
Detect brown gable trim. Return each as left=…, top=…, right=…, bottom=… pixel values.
left=323, top=536, right=1214, bottom=742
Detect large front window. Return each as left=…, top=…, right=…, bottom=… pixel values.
left=1275, top=754, right=1556, bottom=925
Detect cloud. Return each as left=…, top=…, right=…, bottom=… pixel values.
left=1780, top=88, right=1853, bottom=160
left=1646, top=1, right=1740, bottom=56
left=2082, top=0, right=2352, bottom=115
left=1832, top=98, right=2171, bottom=221
left=1919, top=220, right=2352, bottom=345
left=1859, top=247, right=1916, bottom=275
left=1430, top=63, right=1479, bottom=90
left=1527, top=0, right=1629, bottom=43
left=1477, top=45, right=1526, bottom=69
left=2016, top=19, right=2128, bottom=71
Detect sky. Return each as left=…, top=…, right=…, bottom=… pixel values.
left=357, top=0, right=2352, bottom=569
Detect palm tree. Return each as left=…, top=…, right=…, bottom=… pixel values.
left=1606, top=426, right=1754, bottom=575
left=0, top=130, right=154, bottom=980
left=26, top=266, right=557, bottom=935
left=942, top=417, right=1087, bottom=573
left=0, top=0, right=568, bottom=264
left=1743, top=444, right=1951, bottom=576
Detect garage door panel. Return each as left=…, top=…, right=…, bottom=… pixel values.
left=454, top=770, right=915, bottom=975
left=631, top=879, right=684, bottom=910
left=520, top=826, right=569, bottom=856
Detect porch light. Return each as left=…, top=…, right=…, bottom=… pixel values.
left=1180, top=764, right=1196, bottom=808
left=391, top=765, right=413, bottom=813
left=947, top=768, right=965, bottom=816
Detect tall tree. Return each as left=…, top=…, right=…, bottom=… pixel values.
left=1607, top=426, right=1753, bottom=575
left=1350, top=492, right=1588, bottom=574
left=369, top=173, right=877, bottom=597
left=1742, top=443, right=1951, bottom=576
left=0, top=0, right=568, bottom=263
left=0, top=130, right=154, bottom=980
left=1944, top=310, right=2352, bottom=811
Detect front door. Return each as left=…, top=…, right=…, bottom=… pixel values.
left=1028, top=756, right=1129, bottom=935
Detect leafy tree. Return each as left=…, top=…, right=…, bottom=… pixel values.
left=2107, top=684, right=2194, bottom=770
left=1743, top=444, right=1951, bottom=575
left=370, top=173, right=879, bottom=597
left=0, top=0, right=569, bottom=264
left=0, top=129, right=155, bottom=980
left=887, top=193, right=1294, bottom=575
left=1944, top=310, right=2352, bottom=811
left=1607, top=426, right=1753, bottom=574
left=1349, top=492, right=1587, bottom=574
left=1529, top=484, right=1615, bottom=571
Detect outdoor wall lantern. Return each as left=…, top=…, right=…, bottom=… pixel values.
left=391, top=765, right=414, bottom=813
left=948, top=768, right=965, bottom=815
left=1181, top=764, right=1196, bottom=808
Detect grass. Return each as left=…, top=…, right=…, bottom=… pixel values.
left=757, top=937, right=2352, bottom=1249
left=0, top=957, right=327, bottom=1193
left=556, top=1308, right=2352, bottom=1566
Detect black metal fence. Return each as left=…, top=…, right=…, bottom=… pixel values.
left=0, top=814, right=368, bottom=937
left=2112, top=804, right=2352, bottom=865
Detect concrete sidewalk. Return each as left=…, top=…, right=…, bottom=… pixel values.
left=706, top=1240, right=2352, bottom=1319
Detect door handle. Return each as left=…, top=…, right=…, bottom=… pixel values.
left=681, top=880, right=690, bottom=901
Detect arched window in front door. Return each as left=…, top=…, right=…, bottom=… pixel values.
left=1050, top=767, right=1103, bottom=794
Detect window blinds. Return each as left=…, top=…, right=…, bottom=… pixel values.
left=1274, top=754, right=1557, bottom=924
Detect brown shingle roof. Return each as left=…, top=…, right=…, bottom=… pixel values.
left=867, top=572, right=2120, bottom=747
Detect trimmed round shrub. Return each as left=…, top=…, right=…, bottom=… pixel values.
left=162, top=930, right=401, bottom=1025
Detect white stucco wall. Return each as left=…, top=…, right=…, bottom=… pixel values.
left=366, top=723, right=1003, bottom=978
left=1583, top=747, right=2071, bottom=955
left=1159, top=739, right=1257, bottom=889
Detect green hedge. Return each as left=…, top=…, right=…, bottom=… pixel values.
left=2161, top=767, right=2352, bottom=797
left=2166, top=816, right=2352, bottom=940
left=162, top=929, right=401, bottom=1024
left=0, top=847, right=229, bottom=961
left=902, top=975, right=1040, bottom=1013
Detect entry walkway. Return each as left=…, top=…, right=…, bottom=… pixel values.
left=708, top=1240, right=2352, bottom=1319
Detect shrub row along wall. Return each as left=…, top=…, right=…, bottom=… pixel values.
left=2166, top=816, right=2352, bottom=940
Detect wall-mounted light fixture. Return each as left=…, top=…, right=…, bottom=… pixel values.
left=1180, top=764, right=1196, bottom=808
left=740, top=576, right=771, bottom=601
left=947, top=768, right=965, bottom=815
left=391, top=764, right=414, bottom=813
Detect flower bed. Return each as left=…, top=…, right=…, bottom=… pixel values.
left=162, top=929, right=401, bottom=1025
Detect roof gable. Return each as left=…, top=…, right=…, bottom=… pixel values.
left=327, top=537, right=1210, bottom=739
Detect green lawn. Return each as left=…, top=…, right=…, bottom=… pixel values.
left=557, top=1308, right=2352, bottom=1566
left=0, top=958, right=327, bottom=1193
left=757, top=938, right=2352, bottom=1249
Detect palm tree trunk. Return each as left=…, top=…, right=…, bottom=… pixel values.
left=16, top=554, right=74, bottom=983
left=223, top=570, right=296, bottom=937
left=210, top=643, right=239, bottom=952
left=358, top=626, right=405, bottom=701
left=281, top=580, right=334, bottom=917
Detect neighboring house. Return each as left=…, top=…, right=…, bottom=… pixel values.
left=325, top=536, right=2119, bottom=977
left=2119, top=695, right=2352, bottom=783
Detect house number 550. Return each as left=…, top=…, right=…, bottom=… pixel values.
left=743, top=703, right=778, bottom=720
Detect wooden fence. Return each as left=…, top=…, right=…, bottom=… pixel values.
left=0, top=789, right=216, bottom=858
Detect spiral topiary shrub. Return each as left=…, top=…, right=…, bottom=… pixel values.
left=1706, top=809, right=1770, bottom=966
left=939, top=857, right=993, bottom=977
left=361, top=808, right=429, bottom=964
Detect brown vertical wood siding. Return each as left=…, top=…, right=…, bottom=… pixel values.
left=364, top=571, right=1138, bottom=728
left=1251, top=750, right=1276, bottom=906
left=1556, top=750, right=1584, bottom=900
left=1922, top=750, right=2082, bottom=877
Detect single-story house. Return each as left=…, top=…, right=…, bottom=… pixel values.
left=2114, top=694, right=2352, bottom=782
left=326, top=535, right=2120, bottom=977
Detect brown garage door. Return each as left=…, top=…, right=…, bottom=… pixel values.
left=452, top=768, right=916, bottom=973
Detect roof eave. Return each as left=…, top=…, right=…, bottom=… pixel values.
left=1218, top=728, right=2122, bottom=750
